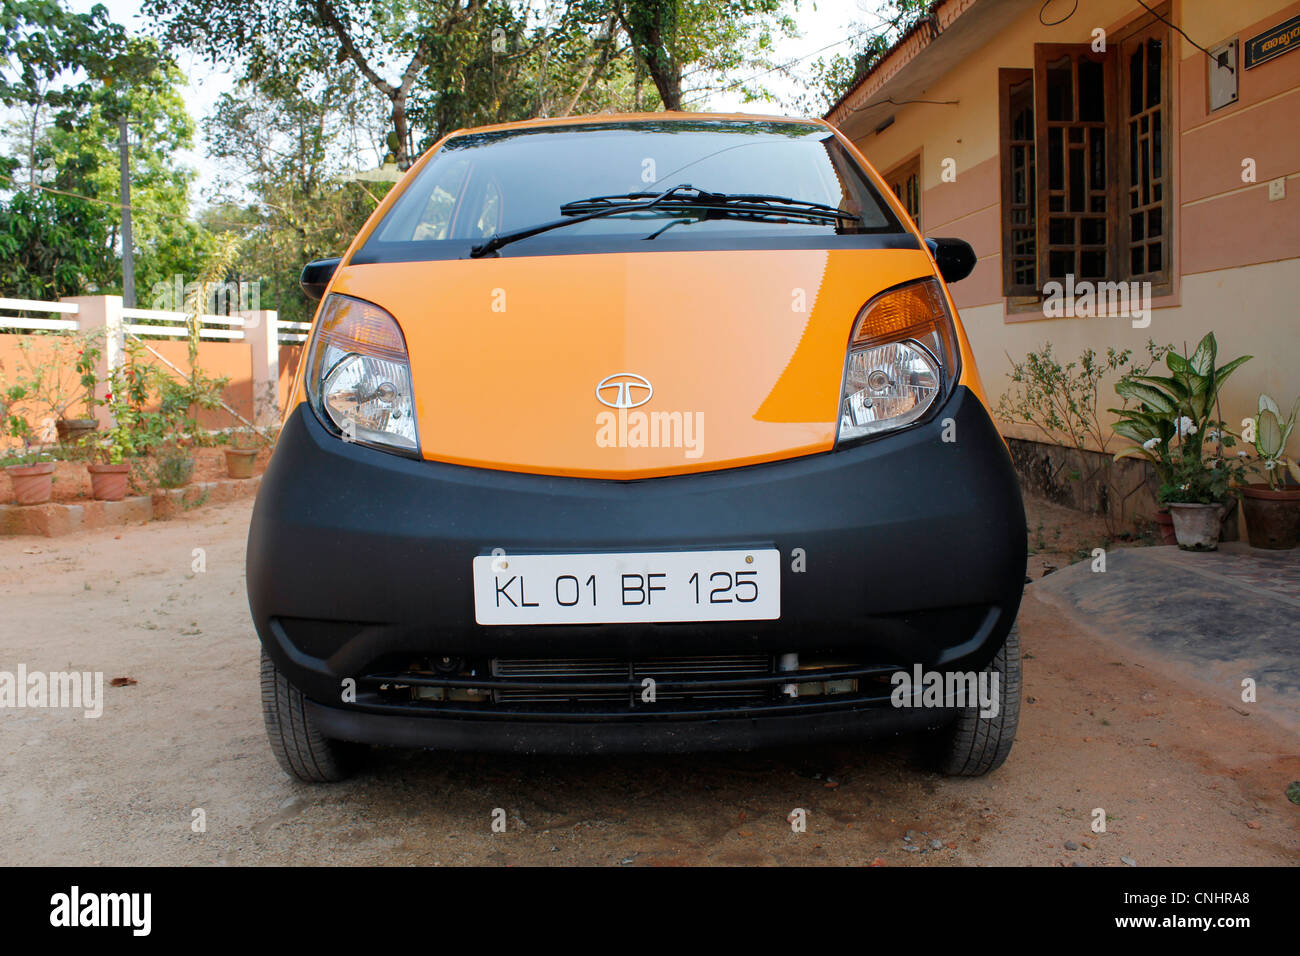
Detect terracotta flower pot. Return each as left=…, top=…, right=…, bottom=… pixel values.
left=5, top=461, right=56, bottom=505
left=55, top=418, right=99, bottom=446
left=224, top=447, right=258, bottom=480
left=1241, top=483, right=1300, bottom=550
left=87, top=462, right=131, bottom=502
left=1153, top=508, right=1178, bottom=545
left=1167, top=502, right=1225, bottom=552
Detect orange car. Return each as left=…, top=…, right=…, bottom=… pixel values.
left=247, top=113, right=1026, bottom=782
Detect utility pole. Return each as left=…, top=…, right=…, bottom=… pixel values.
left=118, top=113, right=135, bottom=308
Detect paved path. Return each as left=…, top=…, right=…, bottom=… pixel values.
left=1033, top=544, right=1300, bottom=730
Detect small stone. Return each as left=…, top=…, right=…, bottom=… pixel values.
left=1121, top=856, right=1137, bottom=867
left=1026, top=696, right=1038, bottom=704
left=929, top=839, right=943, bottom=850
left=1064, top=840, right=1078, bottom=851
left=902, top=844, right=922, bottom=853
left=1245, top=820, right=1261, bottom=830
left=903, top=830, right=917, bottom=843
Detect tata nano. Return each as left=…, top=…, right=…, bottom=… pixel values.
left=247, top=114, right=1027, bottom=782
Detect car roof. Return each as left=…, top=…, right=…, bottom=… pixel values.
left=442, top=111, right=830, bottom=139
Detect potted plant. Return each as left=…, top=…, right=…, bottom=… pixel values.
left=224, top=427, right=261, bottom=479
left=2, top=379, right=56, bottom=505
left=14, top=333, right=102, bottom=446
left=59, top=337, right=102, bottom=445
left=1114, top=332, right=1252, bottom=551
left=85, top=368, right=143, bottom=502
left=1112, top=346, right=1178, bottom=543
left=1241, top=394, right=1300, bottom=549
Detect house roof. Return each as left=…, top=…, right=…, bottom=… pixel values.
left=824, top=0, right=1037, bottom=141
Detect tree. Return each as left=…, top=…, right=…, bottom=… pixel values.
left=144, top=0, right=521, bottom=168
left=202, top=68, right=393, bottom=324
left=568, top=0, right=798, bottom=111
left=0, top=0, right=130, bottom=191
left=0, top=2, right=202, bottom=298
left=793, top=0, right=930, bottom=114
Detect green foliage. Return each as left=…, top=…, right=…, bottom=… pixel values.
left=1252, top=393, right=1300, bottom=490
left=790, top=0, right=930, bottom=114
left=0, top=2, right=205, bottom=299
left=151, top=443, right=194, bottom=488
left=0, top=187, right=114, bottom=297
left=1108, top=333, right=1252, bottom=505
left=998, top=342, right=1164, bottom=534
left=998, top=342, right=1145, bottom=454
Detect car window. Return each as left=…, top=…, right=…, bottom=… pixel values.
left=357, top=120, right=907, bottom=261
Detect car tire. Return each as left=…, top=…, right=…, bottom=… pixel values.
left=937, top=623, right=1021, bottom=777
left=261, top=650, right=363, bottom=783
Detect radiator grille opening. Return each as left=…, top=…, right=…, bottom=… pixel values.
left=491, top=655, right=773, bottom=705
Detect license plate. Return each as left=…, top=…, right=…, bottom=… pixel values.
left=472, top=549, right=781, bottom=625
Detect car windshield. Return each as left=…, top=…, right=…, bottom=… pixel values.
left=354, top=120, right=906, bottom=262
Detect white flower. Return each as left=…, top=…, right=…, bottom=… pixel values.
left=1177, top=416, right=1197, bottom=437
left=1142, top=437, right=1160, bottom=450
left=1238, top=451, right=1248, bottom=458
left=1207, top=429, right=1221, bottom=441
left=1265, top=459, right=1277, bottom=470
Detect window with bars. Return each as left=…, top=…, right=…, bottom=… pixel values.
left=999, top=69, right=1037, bottom=295
left=885, top=156, right=921, bottom=229
left=998, top=17, right=1172, bottom=300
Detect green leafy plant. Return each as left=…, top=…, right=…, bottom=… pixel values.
left=1111, top=333, right=1252, bottom=506
left=998, top=343, right=1164, bottom=534
left=152, top=443, right=194, bottom=489
left=1253, top=394, right=1300, bottom=490
left=11, top=331, right=103, bottom=426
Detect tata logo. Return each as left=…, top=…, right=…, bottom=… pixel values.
left=595, top=373, right=653, bottom=409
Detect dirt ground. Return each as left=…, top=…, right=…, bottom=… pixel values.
left=1, top=496, right=1297, bottom=866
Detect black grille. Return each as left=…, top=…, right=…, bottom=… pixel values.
left=491, top=655, right=772, bottom=704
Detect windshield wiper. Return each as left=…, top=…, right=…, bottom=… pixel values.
left=468, top=184, right=855, bottom=258
left=561, top=189, right=856, bottom=223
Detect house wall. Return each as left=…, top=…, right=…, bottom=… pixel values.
left=844, top=0, right=1300, bottom=456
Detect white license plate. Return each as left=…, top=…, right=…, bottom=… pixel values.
left=472, top=549, right=781, bottom=625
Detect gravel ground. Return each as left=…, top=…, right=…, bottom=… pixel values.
left=1, top=497, right=1297, bottom=866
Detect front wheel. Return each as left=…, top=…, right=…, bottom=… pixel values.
left=936, top=624, right=1021, bottom=776
left=261, top=651, right=364, bottom=783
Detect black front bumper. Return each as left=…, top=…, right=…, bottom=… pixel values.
left=247, top=387, right=1025, bottom=752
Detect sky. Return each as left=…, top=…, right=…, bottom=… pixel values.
left=67, top=0, right=894, bottom=204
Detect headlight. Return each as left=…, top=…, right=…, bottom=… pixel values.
left=838, top=279, right=956, bottom=444
left=304, top=294, right=419, bottom=456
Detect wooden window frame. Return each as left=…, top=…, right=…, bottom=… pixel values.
left=1033, top=43, right=1118, bottom=286
left=999, top=68, right=1037, bottom=297
left=998, top=9, right=1174, bottom=302
left=1117, top=18, right=1174, bottom=296
left=883, top=154, right=922, bottom=230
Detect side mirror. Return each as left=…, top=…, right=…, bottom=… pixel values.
left=925, top=237, right=976, bottom=285
left=300, top=257, right=341, bottom=301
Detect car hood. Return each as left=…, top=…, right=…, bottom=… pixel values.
left=330, top=247, right=936, bottom=479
